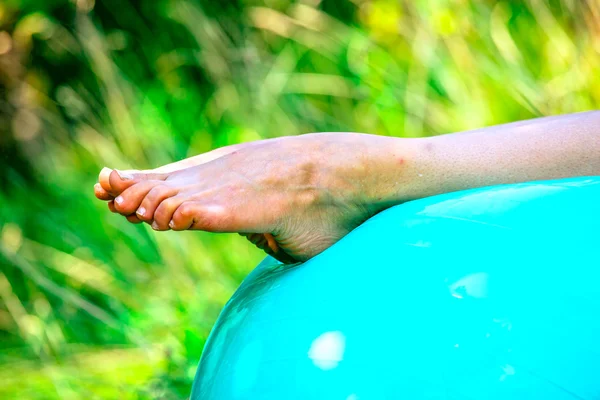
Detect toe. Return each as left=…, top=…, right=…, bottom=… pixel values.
left=263, top=233, right=280, bottom=254
left=138, top=184, right=179, bottom=222
left=100, top=167, right=169, bottom=195
left=108, top=169, right=140, bottom=194
left=94, top=183, right=114, bottom=200
left=170, top=201, right=203, bottom=231
left=152, top=196, right=185, bottom=230
left=172, top=203, right=232, bottom=232
left=98, top=167, right=115, bottom=193
left=113, top=180, right=162, bottom=216
left=126, top=214, right=143, bottom=224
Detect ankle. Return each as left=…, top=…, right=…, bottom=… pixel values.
left=354, top=135, right=429, bottom=210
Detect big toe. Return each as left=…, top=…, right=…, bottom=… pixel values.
left=100, top=168, right=168, bottom=195
left=107, top=169, right=139, bottom=194
left=99, top=167, right=133, bottom=194
left=98, top=167, right=114, bottom=193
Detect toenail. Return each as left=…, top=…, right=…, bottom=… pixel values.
left=115, top=196, right=124, bottom=205
left=115, top=170, right=134, bottom=180
left=151, top=221, right=159, bottom=230
left=100, top=167, right=113, bottom=177
left=169, top=220, right=175, bottom=229
left=136, top=207, right=146, bottom=217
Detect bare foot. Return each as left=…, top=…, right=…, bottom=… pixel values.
left=94, top=140, right=291, bottom=255
left=97, top=133, right=418, bottom=262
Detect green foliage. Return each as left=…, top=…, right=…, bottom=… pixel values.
left=1, top=0, right=599, bottom=398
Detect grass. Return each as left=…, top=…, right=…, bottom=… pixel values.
left=1, top=0, right=600, bottom=398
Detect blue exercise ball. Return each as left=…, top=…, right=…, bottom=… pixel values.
left=191, top=177, right=600, bottom=400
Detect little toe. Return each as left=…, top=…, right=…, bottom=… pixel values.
left=170, top=201, right=202, bottom=231
left=171, top=202, right=232, bottom=232
left=152, top=196, right=185, bottom=230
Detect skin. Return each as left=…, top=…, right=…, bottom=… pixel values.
left=95, top=111, right=600, bottom=263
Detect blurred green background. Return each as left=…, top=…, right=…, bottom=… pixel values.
left=0, top=0, right=599, bottom=398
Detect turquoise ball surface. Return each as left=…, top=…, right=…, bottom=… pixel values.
left=192, top=177, right=600, bottom=400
